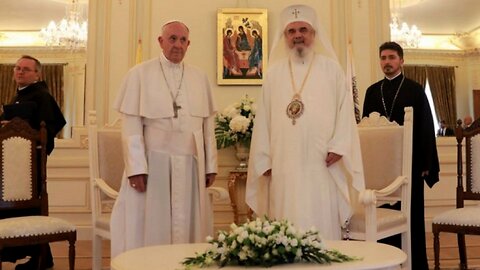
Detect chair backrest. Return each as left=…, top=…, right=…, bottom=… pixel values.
left=0, top=117, right=48, bottom=215
left=456, top=117, right=480, bottom=207
left=357, top=108, right=413, bottom=205
left=88, top=111, right=123, bottom=214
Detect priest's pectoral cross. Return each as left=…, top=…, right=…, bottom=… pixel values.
left=173, top=101, right=182, bottom=118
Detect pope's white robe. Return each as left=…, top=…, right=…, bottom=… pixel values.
left=246, top=54, right=364, bottom=240
left=110, top=55, right=217, bottom=257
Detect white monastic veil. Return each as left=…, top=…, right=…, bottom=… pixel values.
left=265, top=4, right=365, bottom=229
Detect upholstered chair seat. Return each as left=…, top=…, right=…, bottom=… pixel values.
left=349, top=208, right=407, bottom=232
left=433, top=206, right=480, bottom=226
left=0, top=216, right=76, bottom=238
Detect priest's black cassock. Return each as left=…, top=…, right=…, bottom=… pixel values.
left=0, top=80, right=66, bottom=266
left=363, top=74, right=439, bottom=270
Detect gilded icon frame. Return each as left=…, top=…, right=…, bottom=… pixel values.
left=217, top=8, right=268, bottom=85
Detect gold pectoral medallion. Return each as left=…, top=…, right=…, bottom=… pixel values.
left=286, top=96, right=304, bottom=125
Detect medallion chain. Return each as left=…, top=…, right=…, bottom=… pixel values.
left=380, top=75, right=405, bottom=121
left=286, top=55, right=315, bottom=125
left=288, top=56, right=315, bottom=100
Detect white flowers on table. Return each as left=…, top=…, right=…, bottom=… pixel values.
left=182, top=217, right=357, bottom=268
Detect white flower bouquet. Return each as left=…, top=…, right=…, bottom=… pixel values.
left=182, top=217, right=357, bottom=268
left=215, top=95, right=256, bottom=149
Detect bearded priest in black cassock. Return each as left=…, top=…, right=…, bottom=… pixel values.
left=363, top=42, right=439, bottom=270
left=0, top=55, right=66, bottom=270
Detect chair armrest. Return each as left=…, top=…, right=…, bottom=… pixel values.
left=359, top=175, right=408, bottom=205
left=94, top=178, right=119, bottom=199
left=207, top=186, right=229, bottom=202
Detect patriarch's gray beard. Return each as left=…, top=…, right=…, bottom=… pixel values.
left=289, top=46, right=314, bottom=61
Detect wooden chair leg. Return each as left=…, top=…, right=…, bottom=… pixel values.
left=457, top=233, right=467, bottom=270
left=433, top=231, right=440, bottom=270
left=68, top=240, right=76, bottom=270
left=38, top=244, right=48, bottom=270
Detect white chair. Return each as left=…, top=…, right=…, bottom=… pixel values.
left=346, top=107, right=413, bottom=270
left=88, top=111, right=123, bottom=270
left=88, top=111, right=228, bottom=270
left=432, top=119, right=480, bottom=270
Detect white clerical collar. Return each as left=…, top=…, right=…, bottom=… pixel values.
left=160, top=53, right=182, bottom=69
left=385, top=72, right=402, bottom=81
left=17, top=81, right=37, bottom=91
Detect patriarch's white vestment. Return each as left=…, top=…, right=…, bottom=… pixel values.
left=110, top=55, right=217, bottom=257
left=246, top=54, right=364, bottom=240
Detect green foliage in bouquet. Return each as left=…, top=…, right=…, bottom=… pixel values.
left=182, top=217, right=358, bottom=269
left=215, top=95, right=255, bottom=149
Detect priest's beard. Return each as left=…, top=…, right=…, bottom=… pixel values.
left=289, top=46, right=314, bottom=63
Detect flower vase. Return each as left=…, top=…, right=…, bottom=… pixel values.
left=234, top=142, right=250, bottom=170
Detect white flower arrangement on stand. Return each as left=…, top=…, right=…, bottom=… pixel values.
left=182, top=217, right=357, bottom=268
left=215, top=94, right=256, bottom=149
left=215, top=95, right=256, bottom=169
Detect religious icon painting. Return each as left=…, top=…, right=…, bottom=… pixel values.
left=217, top=8, right=268, bottom=85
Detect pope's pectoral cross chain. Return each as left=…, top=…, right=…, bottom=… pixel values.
left=173, top=102, right=182, bottom=118
left=159, top=60, right=185, bottom=119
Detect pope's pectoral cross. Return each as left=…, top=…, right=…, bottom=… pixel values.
left=173, top=101, right=182, bottom=118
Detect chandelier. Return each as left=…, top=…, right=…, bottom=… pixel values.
left=40, top=0, right=88, bottom=50
left=390, top=16, right=422, bottom=48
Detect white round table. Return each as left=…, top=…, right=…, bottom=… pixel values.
left=111, top=240, right=406, bottom=270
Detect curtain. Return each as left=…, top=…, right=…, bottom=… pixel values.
left=0, top=64, right=16, bottom=106
left=426, top=66, right=456, bottom=129
left=403, top=65, right=457, bottom=129
left=403, top=65, right=427, bottom=88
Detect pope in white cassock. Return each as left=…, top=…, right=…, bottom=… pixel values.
left=246, top=5, right=364, bottom=240
left=110, top=21, right=218, bottom=257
